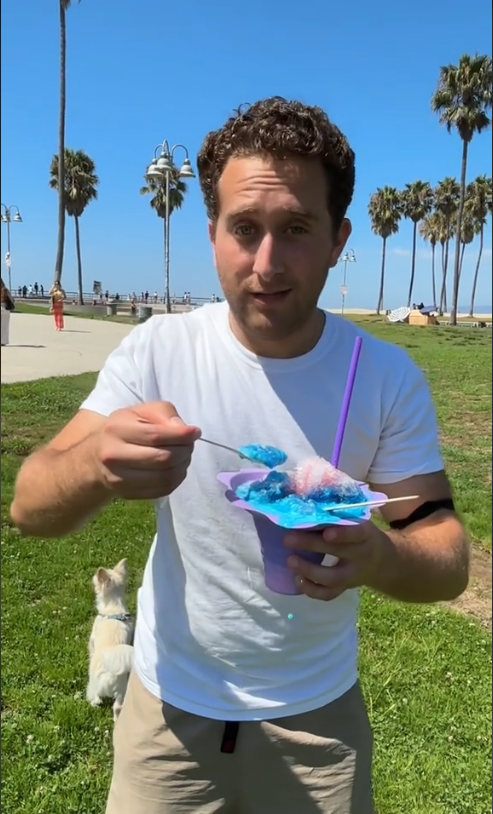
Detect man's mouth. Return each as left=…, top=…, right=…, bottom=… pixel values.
left=250, top=290, right=292, bottom=306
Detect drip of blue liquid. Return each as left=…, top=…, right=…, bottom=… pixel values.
left=239, top=444, right=288, bottom=469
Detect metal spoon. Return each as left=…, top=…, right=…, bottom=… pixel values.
left=199, top=437, right=268, bottom=465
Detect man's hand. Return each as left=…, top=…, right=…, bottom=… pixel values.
left=285, top=500, right=469, bottom=604
left=95, top=402, right=201, bottom=501
left=10, top=402, right=202, bottom=537
left=285, top=522, right=386, bottom=601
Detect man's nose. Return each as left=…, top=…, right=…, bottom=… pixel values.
left=252, top=234, right=284, bottom=281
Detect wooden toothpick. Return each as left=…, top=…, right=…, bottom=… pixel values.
left=323, top=495, right=420, bottom=513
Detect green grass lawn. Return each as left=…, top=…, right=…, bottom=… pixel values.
left=1, top=321, right=492, bottom=813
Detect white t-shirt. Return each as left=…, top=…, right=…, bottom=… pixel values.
left=81, top=303, right=443, bottom=720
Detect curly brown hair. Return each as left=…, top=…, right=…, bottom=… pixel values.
left=197, top=97, right=355, bottom=229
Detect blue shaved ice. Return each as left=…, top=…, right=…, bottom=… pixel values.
left=235, top=456, right=367, bottom=526
left=238, top=444, right=288, bottom=468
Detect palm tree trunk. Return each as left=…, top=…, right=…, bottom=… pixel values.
left=431, top=244, right=437, bottom=306
left=459, top=242, right=466, bottom=282
left=450, top=139, right=469, bottom=325
left=439, top=242, right=447, bottom=315
left=376, top=237, right=387, bottom=314
left=74, top=215, right=84, bottom=305
left=54, top=2, right=67, bottom=284
left=469, top=225, right=484, bottom=317
left=407, top=221, right=418, bottom=307
left=442, top=228, right=453, bottom=313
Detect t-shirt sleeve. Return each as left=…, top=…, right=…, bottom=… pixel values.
left=368, top=354, right=444, bottom=484
left=80, top=323, right=149, bottom=417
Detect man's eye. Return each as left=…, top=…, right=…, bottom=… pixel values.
left=234, top=224, right=255, bottom=237
left=287, top=225, right=308, bottom=235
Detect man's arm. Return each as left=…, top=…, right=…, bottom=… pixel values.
left=368, top=470, right=470, bottom=602
left=11, top=401, right=201, bottom=539
left=11, top=321, right=149, bottom=538
left=286, top=355, right=471, bottom=604
left=10, top=410, right=112, bottom=538
left=286, top=470, right=469, bottom=603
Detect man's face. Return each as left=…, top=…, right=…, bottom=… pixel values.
left=210, top=155, right=351, bottom=353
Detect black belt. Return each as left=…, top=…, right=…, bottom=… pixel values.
left=221, top=721, right=240, bottom=753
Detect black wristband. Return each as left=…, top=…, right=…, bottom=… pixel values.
left=389, top=498, right=456, bottom=530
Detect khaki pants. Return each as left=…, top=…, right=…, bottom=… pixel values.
left=106, top=671, right=374, bottom=814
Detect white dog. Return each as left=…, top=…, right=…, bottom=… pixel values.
left=86, top=558, right=134, bottom=721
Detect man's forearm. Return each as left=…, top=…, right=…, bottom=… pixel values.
left=369, top=512, right=470, bottom=603
left=10, top=434, right=112, bottom=538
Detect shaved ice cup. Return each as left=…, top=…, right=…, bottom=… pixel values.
left=218, top=469, right=388, bottom=596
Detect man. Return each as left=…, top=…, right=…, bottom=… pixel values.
left=11, top=97, right=469, bottom=814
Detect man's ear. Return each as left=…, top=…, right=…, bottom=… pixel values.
left=330, top=219, right=352, bottom=267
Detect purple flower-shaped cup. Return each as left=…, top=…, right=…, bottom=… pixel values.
left=218, top=469, right=387, bottom=596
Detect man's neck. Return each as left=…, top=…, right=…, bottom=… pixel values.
left=228, top=309, right=326, bottom=359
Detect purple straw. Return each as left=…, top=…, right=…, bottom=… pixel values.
left=331, top=336, right=363, bottom=468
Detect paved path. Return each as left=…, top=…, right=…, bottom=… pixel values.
left=1, top=313, right=134, bottom=384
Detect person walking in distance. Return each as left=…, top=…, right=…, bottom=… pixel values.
left=1, top=277, right=15, bottom=345
left=11, top=98, right=469, bottom=814
left=49, top=280, right=66, bottom=331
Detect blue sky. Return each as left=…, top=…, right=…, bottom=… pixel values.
left=1, top=0, right=492, bottom=310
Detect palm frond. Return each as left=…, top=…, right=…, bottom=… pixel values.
left=368, top=186, right=403, bottom=239
left=431, top=53, right=492, bottom=142
left=402, top=180, right=434, bottom=223
left=419, top=211, right=442, bottom=246
left=140, top=168, right=188, bottom=219
left=50, top=148, right=99, bottom=218
left=464, top=175, right=493, bottom=224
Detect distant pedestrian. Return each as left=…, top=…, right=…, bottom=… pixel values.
left=49, top=281, right=66, bottom=331
left=1, top=278, right=15, bottom=346
left=40, top=285, right=44, bottom=298
left=34, top=282, right=39, bottom=296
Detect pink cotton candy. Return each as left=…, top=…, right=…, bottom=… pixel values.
left=291, top=457, right=360, bottom=500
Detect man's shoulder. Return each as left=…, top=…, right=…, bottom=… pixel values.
left=128, top=302, right=227, bottom=347
left=327, top=312, right=419, bottom=372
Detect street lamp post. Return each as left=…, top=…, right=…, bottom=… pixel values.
left=146, top=142, right=195, bottom=314
left=1, top=204, right=23, bottom=292
left=338, top=249, right=356, bottom=315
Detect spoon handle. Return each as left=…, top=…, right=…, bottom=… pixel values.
left=199, top=437, right=246, bottom=459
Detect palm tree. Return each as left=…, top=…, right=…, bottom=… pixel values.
left=140, top=169, right=187, bottom=309
left=419, top=212, right=441, bottom=305
left=431, top=53, right=493, bottom=324
left=50, top=149, right=99, bottom=304
left=434, top=178, right=460, bottom=314
left=54, top=0, right=80, bottom=285
left=464, top=175, right=492, bottom=316
left=402, top=181, right=434, bottom=306
left=368, top=186, right=403, bottom=314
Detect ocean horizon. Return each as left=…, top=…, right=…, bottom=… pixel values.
left=458, top=305, right=492, bottom=314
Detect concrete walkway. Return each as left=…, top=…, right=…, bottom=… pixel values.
left=1, top=313, right=134, bottom=384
